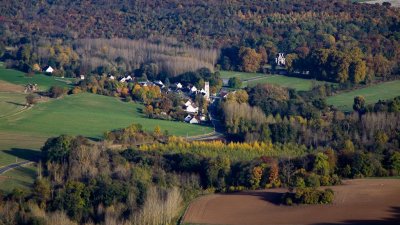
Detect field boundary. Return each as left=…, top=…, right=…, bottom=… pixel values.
left=0, top=161, right=34, bottom=175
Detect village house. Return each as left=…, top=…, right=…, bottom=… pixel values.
left=154, top=80, right=165, bottom=88
left=189, top=85, right=198, bottom=93
left=185, top=104, right=199, bottom=114
left=184, top=114, right=192, bottom=123
left=175, top=82, right=183, bottom=89
left=189, top=117, right=199, bottom=124
left=80, top=75, right=85, bottom=80
left=44, top=66, right=54, bottom=74
left=184, top=100, right=193, bottom=107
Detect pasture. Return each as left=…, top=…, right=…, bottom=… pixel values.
left=219, top=71, right=264, bottom=80
left=0, top=93, right=213, bottom=139
left=0, top=164, right=36, bottom=192
left=220, top=71, right=326, bottom=91
left=0, top=66, right=74, bottom=91
left=0, top=92, right=213, bottom=190
left=183, top=179, right=400, bottom=225
left=327, top=80, right=400, bottom=111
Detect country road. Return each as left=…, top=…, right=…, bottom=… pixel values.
left=0, top=161, right=33, bottom=175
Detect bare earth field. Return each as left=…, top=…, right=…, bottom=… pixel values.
left=183, top=179, right=400, bottom=225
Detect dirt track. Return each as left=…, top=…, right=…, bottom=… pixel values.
left=183, top=179, right=400, bottom=225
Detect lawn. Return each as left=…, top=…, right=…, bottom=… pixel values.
left=0, top=65, right=74, bottom=91
left=326, top=80, right=400, bottom=111
left=0, top=164, right=37, bottom=193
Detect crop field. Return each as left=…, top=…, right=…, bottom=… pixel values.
left=220, top=71, right=326, bottom=91
left=183, top=179, right=400, bottom=225
left=327, top=80, right=400, bottom=111
left=0, top=65, right=74, bottom=91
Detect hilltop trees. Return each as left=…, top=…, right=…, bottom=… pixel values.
left=239, top=47, right=262, bottom=73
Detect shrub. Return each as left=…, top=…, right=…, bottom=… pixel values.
left=49, top=86, right=66, bottom=98
left=71, top=87, right=82, bottom=94
left=330, top=174, right=341, bottom=185
left=228, top=77, right=242, bottom=89
left=305, top=173, right=320, bottom=188
left=320, top=188, right=334, bottom=204
left=295, top=177, right=306, bottom=188
left=320, top=175, right=331, bottom=186
left=294, top=188, right=335, bottom=204
left=26, top=94, right=39, bottom=105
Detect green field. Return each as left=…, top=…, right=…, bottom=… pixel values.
left=0, top=92, right=27, bottom=117
left=327, top=80, right=400, bottom=111
left=0, top=93, right=213, bottom=139
left=245, top=75, right=326, bottom=91
left=219, top=71, right=264, bottom=80
left=0, top=65, right=74, bottom=91
left=0, top=164, right=36, bottom=192
left=220, top=71, right=326, bottom=91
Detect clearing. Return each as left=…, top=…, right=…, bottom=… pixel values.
left=183, top=179, right=400, bottom=225
left=327, top=80, right=400, bottom=111
left=220, top=71, right=326, bottom=91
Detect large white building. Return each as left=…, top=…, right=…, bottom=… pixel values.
left=276, top=53, right=286, bottom=66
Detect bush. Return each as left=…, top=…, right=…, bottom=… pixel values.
left=71, top=87, right=82, bottom=94
left=320, top=188, right=334, bottom=204
left=228, top=77, right=242, bottom=89
left=295, top=177, right=306, bottom=188
left=49, top=86, right=66, bottom=98
left=305, top=173, right=320, bottom=188
left=294, top=188, right=334, bottom=204
left=26, top=94, right=39, bottom=105
left=285, top=196, right=293, bottom=206
left=330, top=174, right=341, bottom=185
left=320, top=175, right=331, bottom=186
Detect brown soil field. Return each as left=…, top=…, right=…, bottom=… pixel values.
left=183, top=179, right=400, bottom=225
left=0, top=80, right=24, bottom=93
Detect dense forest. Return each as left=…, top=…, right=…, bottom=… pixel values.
left=1, top=0, right=400, bottom=82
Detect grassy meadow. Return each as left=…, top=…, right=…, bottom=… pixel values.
left=0, top=92, right=213, bottom=168
left=0, top=164, right=37, bottom=192
left=0, top=64, right=74, bottom=91
left=220, top=71, right=326, bottom=91
left=327, top=80, right=400, bottom=111
left=0, top=93, right=213, bottom=139
left=0, top=65, right=214, bottom=169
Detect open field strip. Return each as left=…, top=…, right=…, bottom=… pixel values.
left=327, top=80, right=400, bottom=111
